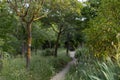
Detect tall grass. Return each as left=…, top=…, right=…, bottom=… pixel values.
left=65, top=47, right=120, bottom=80
left=0, top=48, right=71, bottom=80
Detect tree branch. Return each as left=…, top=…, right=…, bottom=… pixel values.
left=21, top=6, right=30, bottom=17
left=51, top=26, right=59, bottom=33
left=7, top=0, right=21, bottom=16
left=33, top=14, right=47, bottom=21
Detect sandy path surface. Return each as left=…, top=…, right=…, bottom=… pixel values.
left=50, top=51, right=76, bottom=80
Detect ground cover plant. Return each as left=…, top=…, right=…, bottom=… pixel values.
left=0, top=49, right=71, bottom=80
left=65, top=47, right=120, bottom=80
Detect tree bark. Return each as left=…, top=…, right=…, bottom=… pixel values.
left=26, top=22, right=32, bottom=69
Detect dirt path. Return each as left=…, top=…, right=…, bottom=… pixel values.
left=50, top=51, right=76, bottom=80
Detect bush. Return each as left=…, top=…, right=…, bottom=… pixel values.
left=1, top=58, right=29, bottom=80
left=83, top=0, right=120, bottom=58
left=75, top=47, right=90, bottom=58
left=75, top=49, right=82, bottom=58
left=30, top=56, right=54, bottom=80
left=65, top=55, right=120, bottom=80
left=0, top=49, right=71, bottom=80
left=42, top=48, right=54, bottom=56
left=75, top=47, right=92, bottom=63
left=51, top=55, right=71, bottom=72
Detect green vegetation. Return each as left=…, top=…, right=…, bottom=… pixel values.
left=65, top=47, right=120, bottom=80
left=0, top=49, right=71, bottom=80
left=0, top=0, right=120, bottom=80
left=84, top=0, right=120, bottom=57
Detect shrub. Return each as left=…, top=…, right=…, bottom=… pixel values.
left=51, top=56, right=70, bottom=72
left=42, top=48, right=54, bottom=56
left=65, top=55, right=120, bottom=80
left=75, top=47, right=93, bottom=64
left=1, top=58, right=29, bottom=80
left=30, top=56, right=54, bottom=80
left=0, top=49, right=71, bottom=80
left=112, top=33, right=120, bottom=67
left=66, top=57, right=120, bottom=80
left=75, top=47, right=89, bottom=59
left=86, top=60, right=120, bottom=80
left=65, top=44, right=120, bottom=80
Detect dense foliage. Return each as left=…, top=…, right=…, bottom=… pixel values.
left=84, top=0, right=120, bottom=57
left=0, top=49, right=71, bottom=80
left=65, top=0, right=120, bottom=80
left=0, top=0, right=120, bottom=80
left=65, top=46, right=120, bottom=80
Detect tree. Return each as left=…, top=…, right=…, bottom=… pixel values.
left=83, top=0, right=120, bottom=58
left=7, top=0, right=49, bottom=69
left=0, top=1, right=19, bottom=55
left=42, top=0, right=82, bottom=57
left=32, top=21, right=56, bottom=53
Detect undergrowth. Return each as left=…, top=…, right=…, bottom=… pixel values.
left=0, top=48, right=71, bottom=80
left=65, top=47, right=120, bottom=80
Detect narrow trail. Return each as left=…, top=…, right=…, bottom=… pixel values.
left=50, top=51, right=76, bottom=80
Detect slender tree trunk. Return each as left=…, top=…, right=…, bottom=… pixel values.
left=54, top=32, right=61, bottom=57
left=26, top=22, right=32, bottom=69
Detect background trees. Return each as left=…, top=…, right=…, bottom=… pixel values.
left=0, top=0, right=120, bottom=80
left=7, top=0, right=50, bottom=68
left=41, top=0, right=83, bottom=57
left=1, top=0, right=119, bottom=62
left=1, top=0, right=119, bottom=70
left=0, top=1, right=20, bottom=55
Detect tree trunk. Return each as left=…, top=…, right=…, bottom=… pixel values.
left=54, top=32, right=61, bottom=57
left=26, top=22, right=32, bottom=69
